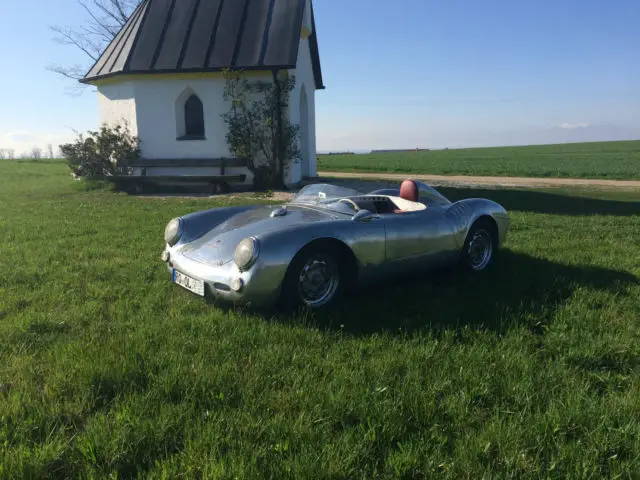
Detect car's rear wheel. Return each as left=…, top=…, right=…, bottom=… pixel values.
left=461, top=218, right=497, bottom=271
left=281, top=245, right=345, bottom=310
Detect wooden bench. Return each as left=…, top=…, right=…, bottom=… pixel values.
left=124, top=157, right=249, bottom=175
left=108, top=157, right=250, bottom=193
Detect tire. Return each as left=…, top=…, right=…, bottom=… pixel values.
left=460, top=218, right=498, bottom=272
left=280, top=244, right=346, bottom=310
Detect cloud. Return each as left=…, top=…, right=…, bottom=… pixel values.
left=558, top=122, right=590, bottom=129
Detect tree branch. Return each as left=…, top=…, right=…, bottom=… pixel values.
left=50, top=25, right=101, bottom=62
left=79, top=1, right=121, bottom=38
left=47, top=64, right=86, bottom=81
left=48, top=0, right=139, bottom=86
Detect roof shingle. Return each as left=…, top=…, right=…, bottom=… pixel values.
left=81, top=0, right=324, bottom=89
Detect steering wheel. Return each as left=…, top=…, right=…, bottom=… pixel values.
left=338, top=198, right=360, bottom=212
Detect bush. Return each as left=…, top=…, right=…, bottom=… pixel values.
left=60, top=124, right=140, bottom=180
left=222, top=69, right=301, bottom=190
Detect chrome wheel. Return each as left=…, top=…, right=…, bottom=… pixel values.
left=467, top=229, right=493, bottom=270
left=297, top=255, right=340, bottom=307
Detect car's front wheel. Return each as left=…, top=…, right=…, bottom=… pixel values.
left=460, top=218, right=497, bottom=271
left=281, top=245, right=345, bottom=310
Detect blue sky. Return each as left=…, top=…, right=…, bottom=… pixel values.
left=0, top=0, right=638, bottom=154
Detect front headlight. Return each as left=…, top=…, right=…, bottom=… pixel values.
left=234, top=237, right=259, bottom=271
left=164, top=218, right=183, bottom=246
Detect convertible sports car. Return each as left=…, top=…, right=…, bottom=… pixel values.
left=161, top=179, right=510, bottom=309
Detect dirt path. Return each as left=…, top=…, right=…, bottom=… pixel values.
left=319, top=171, right=640, bottom=190
left=139, top=171, right=640, bottom=201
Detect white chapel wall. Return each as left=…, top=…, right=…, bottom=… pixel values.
left=97, top=82, right=138, bottom=135
left=132, top=75, right=268, bottom=160
left=96, top=62, right=314, bottom=186
left=288, top=3, right=318, bottom=181
left=131, top=74, right=270, bottom=186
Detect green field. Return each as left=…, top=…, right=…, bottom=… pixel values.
left=318, top=140, right=640, bottom=180
left=1, top=161, right=640, bottom=478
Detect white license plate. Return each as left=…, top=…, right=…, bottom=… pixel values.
left=173, top=270, right=205, bottom=296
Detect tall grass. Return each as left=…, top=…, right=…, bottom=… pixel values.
left=1, top=161, right=639, bottom=478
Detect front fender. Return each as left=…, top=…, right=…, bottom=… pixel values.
left=246, top=218, right=387, bottom=290
left=262, top=218, right=386, bottom=265
left=177, top=205, right=261, bottom=246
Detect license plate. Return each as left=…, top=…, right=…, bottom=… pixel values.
left=173, top=269, right=205, bottom=297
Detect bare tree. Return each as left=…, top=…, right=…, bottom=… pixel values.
left=47, top=144, right=55, bottom=159
left=0, top=149, right=6, bottom=160
left=31, top=147, right=43, bottom=160
left=48, top=0, right=140, bottom=87
left=7, top=149, right=15, bottom=160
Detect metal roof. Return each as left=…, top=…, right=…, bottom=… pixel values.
left=81, top=0, right=324, bottom=89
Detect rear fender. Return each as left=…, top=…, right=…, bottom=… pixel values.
left=446, top=199, right=510, bottom=248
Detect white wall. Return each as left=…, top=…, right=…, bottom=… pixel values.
left=132, top=75, right=274, bottom=160
left=97, top=82, right=138, bottom=135
left=289, top=7, right=318, bottom=181
left=95, top=27, right=318, bottom=187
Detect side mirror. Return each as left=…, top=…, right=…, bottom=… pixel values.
left=352, top=209, right=378, bottom=222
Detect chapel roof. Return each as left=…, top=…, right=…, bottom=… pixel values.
left=81, top=0, right=324, bottom=89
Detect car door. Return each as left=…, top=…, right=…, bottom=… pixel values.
left=381, top=207, right=459, bottom=272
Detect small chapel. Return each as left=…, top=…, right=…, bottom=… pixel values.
left=81, top=0, right=324, bottom=187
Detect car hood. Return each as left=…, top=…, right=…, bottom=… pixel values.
left=179, top=205, right=335, bottom=266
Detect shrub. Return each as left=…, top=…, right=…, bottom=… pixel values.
left=222, top=69, right=301, bottom=190
left=60, top=123, right=140, bottom=180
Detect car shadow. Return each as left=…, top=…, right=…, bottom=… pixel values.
left=435, top=187, right=640, bottom=216
left=288, top=250, right=638, bottom=337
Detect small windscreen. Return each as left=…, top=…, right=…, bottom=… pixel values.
left=291, top=184, right=364, bottom=205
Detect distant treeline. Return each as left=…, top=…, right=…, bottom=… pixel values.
left=317, top=151, right=356, bottom=156
left=370, top=148, right=431, bottom=154
left=317, top=148, right=434, bottom=156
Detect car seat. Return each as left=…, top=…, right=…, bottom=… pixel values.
left=395, top=179, right=419, bottom=213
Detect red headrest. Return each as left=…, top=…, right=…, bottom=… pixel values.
left=399, top=179, right=419, bottom=202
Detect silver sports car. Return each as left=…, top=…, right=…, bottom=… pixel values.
left=161, top=179, right=510, bottom=309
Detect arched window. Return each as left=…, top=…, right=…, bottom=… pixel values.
left=184, top=94, right=204, bottom=138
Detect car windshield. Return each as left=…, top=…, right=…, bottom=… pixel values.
left=289, top=184, right=365, bottom=215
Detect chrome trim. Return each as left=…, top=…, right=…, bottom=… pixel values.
left=164, top=217, right=184, bottom=246
left=234, top=237, right=260, bottom=272
left=467, top=229, right=493, bottom=270
left=297, top=255, right=340, bottom=307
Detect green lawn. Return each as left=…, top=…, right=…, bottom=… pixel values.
left=1, top=161, right=640, bottom=478
left=318, top=140, right=640, bottom=180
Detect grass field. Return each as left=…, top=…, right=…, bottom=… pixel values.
left=318, top=140, right=640, bottom=180
left=1, top=161, right=640, bottom=478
